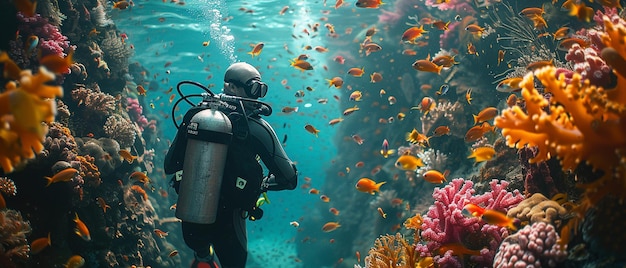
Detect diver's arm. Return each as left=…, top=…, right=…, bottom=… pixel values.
left=248, top=117, right=297, bottom=191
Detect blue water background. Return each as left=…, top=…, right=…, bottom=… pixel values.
left=114, top=0, right=341, bottom=266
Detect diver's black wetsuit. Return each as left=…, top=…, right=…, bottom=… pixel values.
left=164, top=99, right=297, bottom=268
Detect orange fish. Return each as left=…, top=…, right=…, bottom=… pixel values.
left=351, top=134, right=364, bottom=145
left=326, top=77, right=344, bottom=88
left=309, top=188, right=319, bottom=194
left=414, top=96, right=436, bottom=116
left=356, top=178, right=385, bottom=194
left=348, top=67, right=365, bottom=77
left=355, top=0, right=384, bottom=8
left=370, top=72, right=382, bottom=83
left=320, top=194, right=330, bottom=202
left=291, top=59, right=314, bottom=71
left=136, top=85, right=147, bottom=95
left=45, top=168, right=78, bottom=187
left=304, top=124, right=320, bottom=137
left=322, top=221, right=341, bottom=232
left=119, top=149, right=138, bottom=163
left=113, top=0, right=130, bottom=9
left=431, top=55, right=458, bottom=68
left=473, top=107, right=498, bottom=124
left=401, top=25, right=427, bottom=44
left=0, top=52, right=23, bottom=80
left=406, top=128, right=430, bottom=147
left=329, top=207, right=340, bottom=215
left=422, top=169, right=449, bottom=184
left=129, top=171, right=150, bottom=184
left=248, top=42, right=264, bottom=57
left=169, top=250, right=179, bottom=257
left=496, top=77, right=523, bottom=92
left=497, top=50, right=505, bottom=66
left=433, top=126, right=450, bottom=137
left=395, top=151, right=425, bottom=171
left=465, top=88, right=473, bottom=104
left=14, top=0, right=38, bottom=17
left=465, top=24, right=485, bottom=37
left=328, top=118, right=344, bottom=125
left=349, top=91, right=363, bottom=101
left=97, top=197, right=110, bottom=213
left=282, top=106, right=299, bottom=114
left=464, top=122, right=496, bottom=142
left=462, top=203, right=486, bottom=217
left=30, top=233, right=51, bottom=255
left=506, top=94, right=518, bottom=107
left=567, top=2, right=594, bottom=22
left=437, top=243, right=482, bottom=256
left=74, top=213, right=91, bottom=241
left=553, top=27, right=570, bottom=41
left=39, top=48, right=74, bottom=74
left=154, top=229, right=169, bottom=238
left=432, top=20, right=450, bottom=30
left=526, top=59, right=554, bottom=71
left=412, top=59, right=443, bottom=74
left=468, top=146, right=496, bottom=163
left=480, top=209, right=517, bottom=230
left=65, top=255, right=85, bottom=268
left=343, top=105, right=360, bottom=116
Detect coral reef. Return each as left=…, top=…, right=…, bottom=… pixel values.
left=506, top=193, right=568, bottom=225
left=493, top=222, right=566, bottom=268
left=415, top=178, right=524, bottom=267
left=103, top=114, right=137, bottom=148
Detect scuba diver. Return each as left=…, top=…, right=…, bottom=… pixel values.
left=164, top=62, right=298, bottom=268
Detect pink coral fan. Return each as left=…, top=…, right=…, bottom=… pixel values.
left=416, top=178, right=524, bottom=267
left=493, top=222, right=566, bottom=267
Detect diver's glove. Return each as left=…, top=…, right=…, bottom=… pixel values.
left=261, top=174, right=278, bottom=191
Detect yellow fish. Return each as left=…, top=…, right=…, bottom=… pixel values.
left=395, top=152, right=424, bottom=171
left=355, top=178, right=386, bottom=194
left=468, top=146, right=496, bottom=163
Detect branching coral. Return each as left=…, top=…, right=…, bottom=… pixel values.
left=415, top=178, right=524, bottom=267
left=71, top=84, right=117, bottom=117
left=364, top=233, right=432, bottom=268
left=494, top=15, right=626, bottom=212
left=103, top=114, right=137, bottom=148
left=0, top=66, right=63, bottom=173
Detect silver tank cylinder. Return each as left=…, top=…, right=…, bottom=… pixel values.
left=176, top=108, right=232, bottom=224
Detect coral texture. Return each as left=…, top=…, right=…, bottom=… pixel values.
left=493, top=222, right=566, bottom=268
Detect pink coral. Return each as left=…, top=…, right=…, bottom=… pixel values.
left=493, top=222, right=566, bottom=267
left=16, top=13, right=70, bottom=58
left=125, top=97, right=156, bottom=132
left=416, top=178, right=524, bottom=267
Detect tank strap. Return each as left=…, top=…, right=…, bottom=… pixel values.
left=187, top=129, right=232, bottom=144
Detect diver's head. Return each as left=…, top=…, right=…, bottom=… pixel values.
left=223, top=62, right=268, bottom=99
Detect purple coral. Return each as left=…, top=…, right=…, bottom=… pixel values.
left=16, top=13, right=70, bottom=57
left=519, top=147, right=558, bottom=197
left=493, top=222, right=566, bottom=268
left=416, top=178, right=524, bottom=267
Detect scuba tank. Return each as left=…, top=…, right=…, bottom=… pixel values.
left=166, top=81, right=273, bottom=224
left=175, top=107, right=232, bottom=224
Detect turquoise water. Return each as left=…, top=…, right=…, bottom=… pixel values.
left=114, top=1, right=340, bottom=266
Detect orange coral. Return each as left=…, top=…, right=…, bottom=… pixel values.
left=76, top=155, right=101, bottom=186
left=0, top=66, right=63, bottom=173
left=364, top=233, right=433, bottom=268
left=495, top=16, right=626, bottom=242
